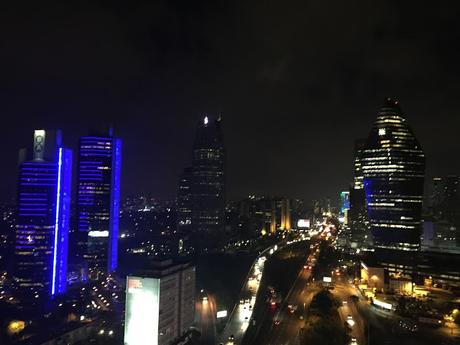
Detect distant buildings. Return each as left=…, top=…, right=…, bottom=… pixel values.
left=74, top=130, right=122, bottom=275
left=124, top=260, right=195, bottom=345
left=362, top=98, right=425, bottom=252
left=14, top=130, right=72, bottom=296
left=429, top=175, right=460, bottom=221
left=190, top=116, right=225, bottom=233
left=176, top=167, right=193, bottom=232
left=425, top=175, right=460, bottom=252
left=338, top=191, right=350, bottom=221
left=347, top=139, right=370, bottom=250
left=237, top=196, right=300, bottom=235
left=421, top=220, right=458, bottom=254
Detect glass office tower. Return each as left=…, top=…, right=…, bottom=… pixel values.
left=15, top=130, right=72, bottom=296
left=191, top=116, right=225, bottom=233
left=76, top=130, right=121, bottom=274
left=362, top=98, right=425, bottom=252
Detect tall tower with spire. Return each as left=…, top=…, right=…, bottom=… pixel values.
left=191, top=116, right=225, bottom=233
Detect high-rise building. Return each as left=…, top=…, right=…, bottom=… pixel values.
left=362, top=98, right=425, bottom=252
left=75, top=129, right=122, bottom=274
left=352, top=138, right=367, bottom=190
left=348, top=139, right=370, bottom=249
left=124, top=260, right=195, bottom=345
left=430, top=177, right=444, bottom=209
left=280, top=198, right=291, bottom=231
left=191, top=116, right=225, bottom=233
left=177, top=167, right=192, bottom=232
left=14, top=130, right=72, bottom=296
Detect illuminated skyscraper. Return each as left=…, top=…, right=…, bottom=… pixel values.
left=191, top=116, right=225, bottom=232
left=14, top=130, right=72, bottom=296
left=362, top=98, right=425, bottom=252
left=75, top=130, right=121, bottom=274
left=352, top=139, right=367, bottom=190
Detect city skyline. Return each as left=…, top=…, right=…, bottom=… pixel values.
left=1, top=2, right=460, bottom=203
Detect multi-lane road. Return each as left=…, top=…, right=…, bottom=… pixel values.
left=333, top=282, right=366, bottom=345
left=196, top=294, right=217, bottom=345
left=217, top=253, right=268, bottom=345
left=263, top=266, right=313, bottom=345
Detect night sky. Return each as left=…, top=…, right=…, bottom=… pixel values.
left=1, top=1, right=460, bottom=203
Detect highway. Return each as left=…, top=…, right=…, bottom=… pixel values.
left=264, top=268, right=314, bottom=345
left=196, top=294, right=217, bottom=345
left=244, top=245, right=317, bottom=345
left=217, top=254, right=267, bottom=345
left=332, top=282, right=366, bottom=345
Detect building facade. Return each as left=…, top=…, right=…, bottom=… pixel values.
left=124, top=260, right=195, bottom=345
left=75, top=130, right=122, bottom=274
left=14, top=130, right=72, bottom=296
left=362, top=98, right=425, bottom=252
left=191, top=116, right=225, bottom=233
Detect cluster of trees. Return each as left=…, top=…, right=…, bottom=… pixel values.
left=300, top=289, right=350, bottom=345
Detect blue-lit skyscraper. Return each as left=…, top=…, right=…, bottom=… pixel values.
left=14, top=130, right=72, bottom=296
left=75, top=129, right=121, bottom=274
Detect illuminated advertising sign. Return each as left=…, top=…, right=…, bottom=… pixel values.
left=297, top=219, right=310, bottom=228
left=323, top=276, right=332, bottom=283
left=372, top=298, right=392, bottom=310
left=33, top=130, right=46, bottom=160
left=216, top=310, right=228, bottom=318
left=124, top=276, right=160, bottom=345
left=88, top=230, right=109, bottom=238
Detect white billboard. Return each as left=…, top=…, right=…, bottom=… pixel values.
left=216, top=310, right=228, bottom=318
left=323, top=276, right=332, bottom=283
left=124, top=276, right=160, bottom=345
left=88, top=230, right=109, bottom=238
left=372, top=298, right=392, bottom=310
left=297, top=219, right=310, bottom=228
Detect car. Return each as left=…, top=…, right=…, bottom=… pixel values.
left=228, top=334, right=235, bottom=341
left=342, top=300, right=347, bottom=305
left=202, top=296, right=208, bottom=302
left=350, top=337, right=358, bottom=345
left=346, top=315, right=355, bottom=327
left=273, top=320, right=281, bottom=326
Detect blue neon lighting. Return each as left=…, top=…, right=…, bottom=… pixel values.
left=108, top=138, right=121, bottom=272
left=51, top=148, right=63, bottom=296
left=57, top=149, right=72, bottom=295
left=76, top=135, right=121, bottom=273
